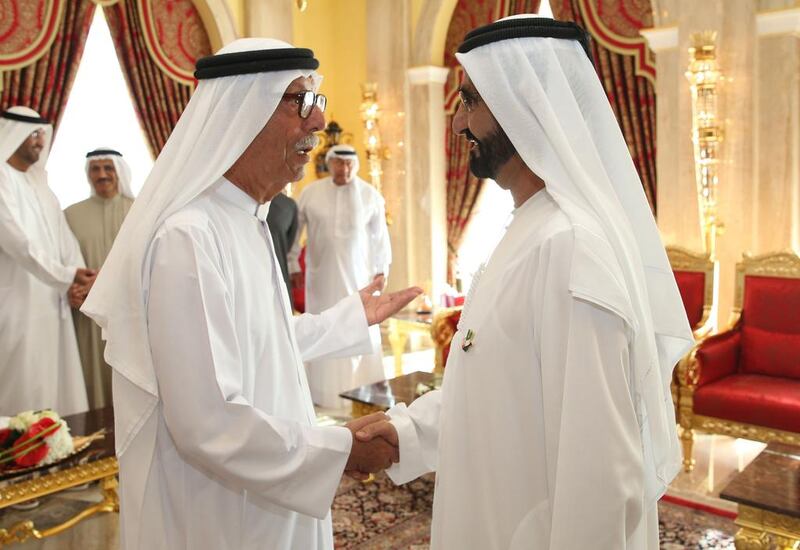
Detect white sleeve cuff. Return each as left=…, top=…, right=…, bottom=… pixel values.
left=386, top=403, right=429, bottom=485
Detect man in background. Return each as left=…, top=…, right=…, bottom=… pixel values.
left=266, top=190, right=299, bottom=308
left=65, top=147, right=135, bottom=409
left=289, top=145, right=392, bottom=408
left=0, top=106, right=89, bottom=416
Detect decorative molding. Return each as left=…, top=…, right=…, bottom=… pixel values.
left=757, top=8, right=800, bottom=37
left=643, top=9, right=800, bottom=55
left=407, top=65, right=450, bottom=86
left=694, top=415, right=800, bottom=446
left=577, top=0, right=656, bottom=85
left=640, top=25, right=678, bottom=53
left=192, top=0, right=238, bottom=52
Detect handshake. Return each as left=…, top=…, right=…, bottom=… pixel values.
left=343, top=412, right=400, bottom=481
left=68, top=268, right=97, bottom=309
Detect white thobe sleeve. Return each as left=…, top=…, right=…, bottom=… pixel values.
left=147, top=223, right=353, bottom=519
left=368, top=195, right=391, bottom=277
left=0, top=178, right=79, bottom=291
left=534, top=232, right=645, bottom=549
left=293, top=293, right=373, bottom=362
left=287, top=191, right=307, bottom=274
left=57, top=205, right=84, bottom=273
left=383, top=389, right=441, bottom=484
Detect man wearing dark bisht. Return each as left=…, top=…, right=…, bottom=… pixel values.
left=266, top=190, right=299, bottom=308
left=354, top=16, right=694, bottom=549
left=81, top=38, right=422, bottom=550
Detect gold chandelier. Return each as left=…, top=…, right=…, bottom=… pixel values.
left=686, top=31, right=723, bottom=259
left=359, top=82, right=391, bottom=197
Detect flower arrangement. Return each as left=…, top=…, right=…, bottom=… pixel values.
left=0, top=410, right=74, bottom=470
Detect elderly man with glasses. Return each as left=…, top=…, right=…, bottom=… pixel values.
left=80, top=39, right=421, bottom=550
left=0, top=106, right=90, bottom=417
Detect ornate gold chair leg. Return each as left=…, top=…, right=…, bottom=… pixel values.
left=734, top=526, right=770, bottom=549
left=681, top=426, right=695, bottom=472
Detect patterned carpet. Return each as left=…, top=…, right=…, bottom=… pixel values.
left=332, top=474, right=737, bottom=549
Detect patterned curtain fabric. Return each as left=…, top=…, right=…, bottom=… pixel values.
left=103, top=0, right=211, bottom=157
left=443, top=0, right=542, bottom=284
left=0, top=0, right=96, bottom=136
left=551, top=0, right=658, bottom=213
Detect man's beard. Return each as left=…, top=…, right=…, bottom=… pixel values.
left=17, top=145, right=40, bottom=165
left=466, top=126, right=516, bottom=179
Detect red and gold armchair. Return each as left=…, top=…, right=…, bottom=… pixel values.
left=431, top=307, right=462, bottom=375
left=677, top=251, right=800, bottom=471
left=666, top=246, right=717, bottom=412
left=666, top=246, right=717, bottom=339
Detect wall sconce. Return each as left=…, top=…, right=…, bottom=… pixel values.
left=359, top=82, right=391, bottom=197
left=296, top=0, right=308, bottom=12
left=686, top=31, right=724, bottom=259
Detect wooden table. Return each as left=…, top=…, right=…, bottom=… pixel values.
left=0, top=408, right=118, bottom=547
left=339, top=371, right=439, bottom=417
left=386, top=311, right=432, bottom=377
left=720, top=442, right=800, bottom=549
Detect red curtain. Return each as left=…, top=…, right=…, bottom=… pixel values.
left=443, top=0, right=542, bottom=284
left=551, top=0, right=658, bottom=213
left=103, top=1, right=196, bottom=158
left=0, top=1, right=96, bottom=136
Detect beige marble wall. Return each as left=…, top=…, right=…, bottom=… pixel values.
left=647, top=1, right=800, bottom=324
left=756, top=34, right=800, bottom=253
left=366, top=0, right=413, bottom=292
left=243, top=0, right=293, bottom=42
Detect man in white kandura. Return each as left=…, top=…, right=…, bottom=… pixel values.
left=289, top=144, right=391, bottom=408
left=356, top=17, right=694, bottom=549
left=81, top=39, right=420, bottom=550
left=0, top=107, right=89, bottom=417
left=64, top=148, right=135, bottom=409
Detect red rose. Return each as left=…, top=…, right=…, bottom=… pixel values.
left=31, top=417, right=56, bottom=432
left=0, top=428, right=11, bottom=447
left=12, top=422, right=52, bottom=467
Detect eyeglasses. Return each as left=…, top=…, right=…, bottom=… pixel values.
left=282, top=91, right=327, bottom=119
left=28, top=129, right=45, bottom=140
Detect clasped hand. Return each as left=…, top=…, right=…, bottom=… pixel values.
left=68, top=268, right=97, bottom=308
left=344, top=412, right=400, bottom=481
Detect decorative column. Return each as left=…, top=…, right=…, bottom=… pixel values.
left=366, top=0, right=413, bottom=292
left=406, top=65, right=449, bottom=303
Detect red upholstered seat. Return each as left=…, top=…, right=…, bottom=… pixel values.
left=673, top=270, right=706, bottom=329
left=694, top=374, right=800, bottom=434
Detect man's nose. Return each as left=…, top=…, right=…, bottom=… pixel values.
left=452, top=103, right=467, bottom=135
